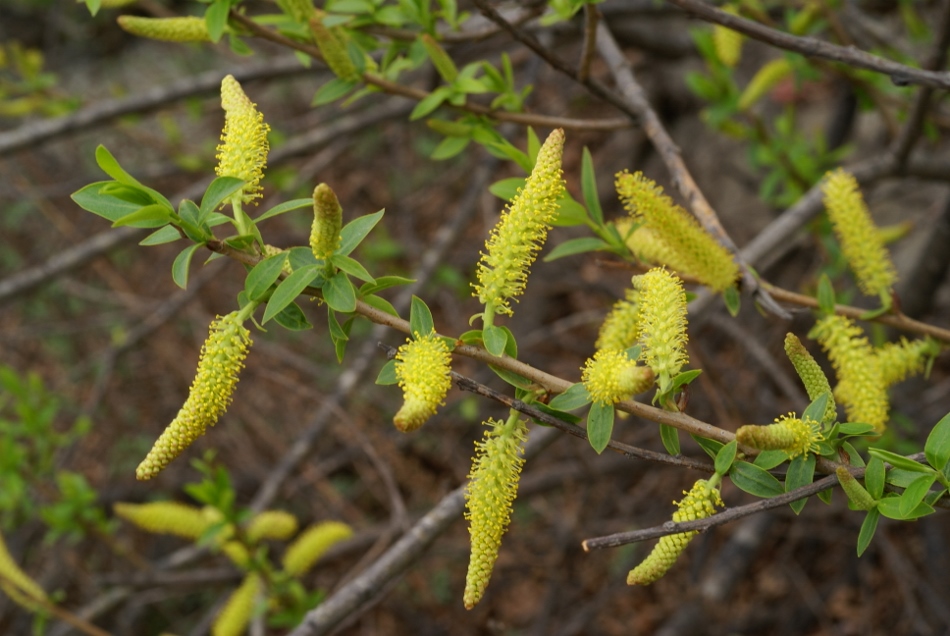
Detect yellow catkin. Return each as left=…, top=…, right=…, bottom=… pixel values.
left=212, top=573, right=261, bottom=636
left=136, top=312, right=252, bottom=479
left=615, top=218, right=695, bottom=275
left=308, top=11, right=359, bottom=81
left=627, top=479, right=722, bottom=585
left=633, top=268, right=689, bottom=393
left=737, top=58, right=793, bottom=111
left=821, top=169, right=897, bottom=300
left=282, top=521, right=354, bottom=577
left=712, top=5, right=743, bottom=67
left=784, top=333, right=836, bottom=425
left=736, top=413, right=822, bottom=459
left=215, top=75, right=271, bottom=204
left=0, top=532, right=47, bottom=611
left=246, top=510, right=299, bottom=542
left=463, top=415, right=528, bottom=609
left=310, top=183, right=343, bottom=261
left=581, top=349, right=654, bottom=404
left=114, top=502, right=211, bottom=539
left=875, top=337, right=938, bottom=387
left=116, top=16, right=212, bottom=42
left=809, top=315, right=888, bottom=431
left=616, top=171, right=738, bottom=292
left=393, top=332, right=453, bottom=432
left=595, top=286, right=641, bottom=353
left=474, top=129, right=565, bottom=316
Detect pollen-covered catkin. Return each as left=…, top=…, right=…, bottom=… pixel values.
left=136, top=311, right=251, bottom=480
left=393, top=332, right=452, bottom=432
left=114, top=501, right=211, bottom=539
left=595, top=286, right=641, bottom=353
left=246, top=510, right=299, bottom=542
left=875, top=337, right=938, bottom=387
left=736, top=414, right=822, bottom=459
left=216, top=75, right=271, bottom=204
left=633, top=268, right=689, bottom=392
left=212, top=573, right=261, bottom=636
left=117, top=16, right=212, bottom=42
left=282, top=521, right=354, bottom=577
left=582, top=350, right=653, bottom=404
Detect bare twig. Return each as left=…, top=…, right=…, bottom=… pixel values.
left=577, top=4, right=600, bottom=83
left=665, top=0, right=950, bottom=90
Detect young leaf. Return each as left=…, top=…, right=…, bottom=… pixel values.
left=262, top=265, right=322, bottom=324
left=204, top=0, right=230, bottom=42
left=362, top=294, right=399, bottom=317
left=864, top=456, right=885, bottom=499
left=837, top=422, right=878, bottom=437
left=255, top=198, right=313, bottom=223
left=245, top=253, right=289, bottom=302
left=482, top=324, right=508, bottom=357
left=754, top=450, right=790, bottom=470
left=330, top=254, right=375, bottom=284
left=723, top=285, right=740, bottom=317
left=924, top=410, right=950, bottom=473
left=671, top=369, right=702, bottom=392
left=786, top=453, right=816, bottom=515
left=488, top=177, right=524, bottom=201
left=487, top=365, right=533, bottom=390
left=580, top=147, right=603, bottom=225
left=171, top=243, right=203, bottom=289
left=548, top=383, right=592, bottom=411
left=273, top=301, right=313, bottom=331
left=543, top=237, right=610, bottom=262
left=877, top=496, right=933, bottom=520
left=691, top=434, right=724, bottom=460
left=816, top=273, right=836, bottom=315
left=312, top=78, right=359, bottom=105
left=328, top=312, right=354, bottom=363
left=339, top=210, right=385, bottom=256
left=898, top=473, right=937, bottom=517
left=802, top=393, right=830, bottom=426
left=714, top=439, right=738, bottom=475
left=323, top=271, right=357, bottom=313
left=867, top=449, right=936, bottom=475
left=730, top=461, right=784, bottom=498
left=659, top=423, right=680, bottom=456
left=587, top=401, right=614, bottom=454
left=376, top=359, right=398, bottom=385
left=95, top=145, right=144, bottom=188
left=856, top=508, right=880, bottom=556
left=112, top=204, right=173, bottom=228
left=551, top=195, right=589, bottom=228
left=200, top=176, right=246, bottom=218
left=141, top=225, right=181, bottom=246
left=359, top=276, right=415, bottom=296
left=409, top=295, right=435, bottom=336
left=72, top=182, right=157, bottom=225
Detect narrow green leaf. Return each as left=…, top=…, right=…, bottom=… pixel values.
left=482, top=324, right=507, bottom=357
left=841, top=441, right=866, bottom=467
left=531, top=403, right=581, bottom=426
left=659, top=423, right=680, bottom=455
left=95, top=145, right=144, bottom=188
left=587, top=402, right=614, bottom=454
left=865, top=457, right=885, bottom=499
left=802, top=393, right=830, bottom=425
left=714, top=439, right=738, bottom=475
left=543, top=237, right=610, bottom=262
left=526, top=127, right=541, bottom=164
left=409, top=295, right=435, bottom=336
left=867, top=449, right=936, bottom=475
left=200, top=176, right=245, bottom=218
left=488, top=177, right=524, bottom=201
left=112, top=204, right=173, bottom=228
left=580, top=147, right=603, bottom=225
left=72, top=183, right=154, bottom=225
left=171, top=243, right=203, bottom=289
left=359, top=275, right=415, bottom=296
left=671, top=369, right=702, bottom=392
left=140, top=225, right=181, bottom=246
left=431, top=135, right=470, bottom=160
left=376, top=359, right=398, bottom=385
left=730, top=461, right=785, bottom=498
left=817, top=489, right=833, bottom=505
left=691, top=434, right=723, bottom=460
left=487, top=365, right=533, bottom=390
left=410, top=86, right=450, bottom=120
left=816, top=273, right=836, bottom=315
left=723, top=285, right=740, bottom=316
left=786, top=454, right=816, bottom=515
left=856, top=508, right=879, bottom=556
left=328, top=312, right=353, bottom=362
left=312, top=78, right=359, bottom=105
left=924, top=410, right=950, bottom=473
left=262, top=265, right=322, bottom=324
left=898, top=473, right=937, bottom=517
left=245, top=253, right=289, bottom=302
left=877, top=496, right=933, bottom=520
left=551, top=195, right=589, bottom=228
left=330, top=254, right=375, bottom=284
left=205, top=0, right=230, bottom=42
left=273, top=301, right=312, bottom=331
left=339, top=210, right=385, bottom=256
left=837, top=422, right=878, bottom=436
left=323, top=272, right=357, bottom=313
left=754, top=449, right=789, bottom=470
left=361, top=293, right=399, bottom=317
left=255, top=198, right=313, bottom=223
left=548, top=383, right=592, bottom=411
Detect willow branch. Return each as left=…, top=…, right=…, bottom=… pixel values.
left=665, top=0, right=950, bottom=90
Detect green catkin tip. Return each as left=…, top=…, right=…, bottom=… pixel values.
left=216, top=76, right=271, bottom=205
left=136, top=311, right=252, bottom=480
left=582, top=349, right=653, bottom=404
left=114, top=501, right=210, bottom=539
left=116, top=16, right=212, bottom=42
left=393, top=332, right=453, bottom=432
left=247, top=510, right=299, bottom=542
left=835, top=466, right=877, bottom=511
left=276, top=0, right=316, bottom=23
left=821, top=169, right=897, bottom=301
left=474, top=129, right=565, bottom=317
left=784, top=333, right=836, bottom=425
left=633, top=268, right=689, bottom=392
left=308, top=12, right=359, bottom=81
left=212, top=573, right=261, bottom=636
left=627, top=479, right=723, bottom=585
left=310, top=183, right=343, bottom=261
left=464, top=415, right=528, bottom=609
left=809, top=315, right=888, bottom=431
left=595, top=286, right=641, bottom=353
left=736, top=413, right=822, bottom=459
left=737, top=58, right=793, bottom=111
left=282, top=521, right=354, bottom=577
left=0, top=531, right=47, bottom=611
left=616, top=171, right=738, bottom=293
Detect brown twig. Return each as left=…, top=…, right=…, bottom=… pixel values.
left=577, top=4, right=600, bottom=83
left=665, top=0, right=950, bottom=90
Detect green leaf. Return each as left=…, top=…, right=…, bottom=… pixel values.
left=865, top=457, right=885, bottom=499
left=867, top=449, right=936, bottom=475
left=837, top=422, right=878, bottom=437
left=482, top=324, right=508, bottom=357
left=362, top=293, right=399, bottom=317
left=205, top=0, right=230, bottom=42
left=924, top=410, right=950, bottom=473
left=531, top=403, right=581, bottom=426
left=816, top=273, right=836, bottom=315
left=691, top=434, right=723, bottom=460
left=273, top=301, right=312, bottom=331
left=659, top=423, right=680, bottom=455
left=171, top=243, right=203, bottom=289
left=884, top=468, right=924, bottom=488
left=376, top=359, right=398, bottom=385
left=898, top=473, right=937, bottom=517
left=312, top=78, right=359, bottom=105
left=95, top=145, right=144, bottom=188
left=245, top=253, right=289, bottom=302
left=723, top=285, right=740, bottom=317
left=671, top=369, right=702, bottom=392
left=330, top=254, right=375, bottom=284
left=431, top=135, right=470, bottom=160
left=487, top=364, right=533, bottom=390
left=200, top=176, right=245, bottom=218
left=324, top=271, right=357, bottom=313
left=877, top=496, right=933, bottom=520
left=786, top=453, right=816, bottom=515
left=359, top=275, right=415, bottom=296
left=262, top=265, right=322, bottom=324
left=730, top=461, right=785, bottom=497
left=255, top=198, right=313, bottom=223
left=714, top=439, right=738, bottom=475
left=856, top=508, right=879, bottom=556
left=587, top=401, right=614, bottom=454
left=488, top=177, right=524, bottom=201
left=72, top=183, right=164, bottom=227
left=580, top=147, right=603, bottom=225
left=841, top=441, right=866, bottom=467
left=328, top=311, right=353, bottom=363
left=140, top=225, right=181, bottom=246
left=817, top=489, right=833, bottom=505
left=112, top=204, right=173, bottom=228
left=543, top=237, right=610, bottom=262
left=409, top=295, right=435, bottom=336
left=548, top=383, right=592, bottom=411
left=551, top=195, right=589, bottom=227
left=410, top=86, right=451, bottom=120
left=339, top=210, right=385, bottom=256
left=754, top=449, right=789, bottom=470
left=802, top=393, right=830, bottom=425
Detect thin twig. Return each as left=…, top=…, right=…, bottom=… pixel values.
left=665, top=0, right=950, bottom=90
left=577, top=4, right=600, bottom=83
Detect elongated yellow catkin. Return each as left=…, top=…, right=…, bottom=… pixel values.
left=212, top=573, right=261, bottom=636
left=736, top=413, right=822, bottom=459
left=247, top=510, right=299, bottom=542
left=582, top=349, right=653, bottom=404
left=595, top=285, right=641, bottom=353
left=0, top=532, right=47, bottom=611
left=633, top=268, right=689, bottom=392
left=114, top=502, right=210, bottom=539
left=282, top=521, right=354, bottom=577
left=784, top=333, right=836, bottom=425
left=117, top=16, right=212, bottom=42
left=216, top=76, right=271, bottom=204
left=393, top=332, right=453, bottom=432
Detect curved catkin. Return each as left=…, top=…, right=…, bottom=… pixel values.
left=736, top=414, right=822, bottom=459
left=627, top=479, right=722, bottom=585
left=116, top=16, right=212, bottom=42
left=474, top=129, right=565, bottom=317
left=393, top=332, right=453, bottom=432
left=582, top=350, right=653, bottom=404
left=212, top=573, right=261, bottom=636
left=595, top=286, right=641, bottom=353
left=616, top=171, right=738, bottom=292
left=114, top=501, right=210, bottom=539
left=821, top=169, right=897, bottom=300
left=737, top=58, right=793, bottom=111
left=835, top=466, right=876, bottom=510
left=464, top=415, right=528, bottom=609
left=876, top=337, right=938, bottom=387
left=282, top=521, right=354, bottom=577
left=633, top=268, right=689, bottom=392
left=216, top=75, right=271, bottom=204
left=0, top=532, right=47, bottom=611
left=784, top=333, right=836, bottom=425
left=136, top=312, right=252, bottom=480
